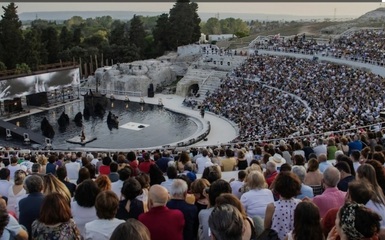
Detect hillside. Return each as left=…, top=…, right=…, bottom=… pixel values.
left=357, top=7, right=385, bottom=22
left=220, top=7, right=385, bottom=50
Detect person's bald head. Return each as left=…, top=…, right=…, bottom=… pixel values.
left=148, top=184, right=169, bottom=208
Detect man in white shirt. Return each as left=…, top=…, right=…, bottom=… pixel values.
left=350, top=150, right=361, bottom=172
left=7, top=156, right=21, bottom=180
left=0, top=168, right=11, bottom=198
left=196, top=149, right=213, bottom=174
left=19, top=154, right=33, bottom=174
left=111, top=168, right=131, bottom=199
left=65, top=158, right=81, bottom=183
left=313, top=138, right=327, bottom=157
left=161, top=166, right=177, bottom=193
left=230, top=170, right=246, bottom=199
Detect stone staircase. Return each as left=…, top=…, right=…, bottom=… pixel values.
left=195, top=71, right=228, bottom=102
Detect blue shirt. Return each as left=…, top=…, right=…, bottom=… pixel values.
left=296, top=184, right=314, bottom=199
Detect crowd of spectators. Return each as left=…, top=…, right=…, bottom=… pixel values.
left=0, top=28, right=383, bottom=240
left=0, top=134, right=382, bottom=239
left=203, top=52, right=385, bottom=143
left=253, top=29, right=385, bottom=66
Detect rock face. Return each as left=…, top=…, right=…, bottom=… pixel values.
left=357, top=7, right=385, bottom=22
left=91, top=59, right=177, bottom=96
left=87, top=44, right=245, bottom=98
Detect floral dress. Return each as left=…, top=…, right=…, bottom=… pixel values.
left=32, top=219, right=83, bottom=240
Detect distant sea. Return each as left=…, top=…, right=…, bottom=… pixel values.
left=19, top=11, right=357, bottom=22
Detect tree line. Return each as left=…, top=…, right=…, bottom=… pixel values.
left=0, top=0, right=201, bottom=74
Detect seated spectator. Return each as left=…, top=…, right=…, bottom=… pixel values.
left=335, top=161, right=355, bottom=192
left=191, top=178, right=210, bottom=213
left=56, top=166, right=76, bottom=197
left=126, top=151, right=139, bottom=176
left=311, top=166, right=346, bottom=218
left=94, top=175, right=112, bottom=192
left=327, top=138, right=338, bottom=160
left=0, top=198, right=28, bottom=240
left=139, top=185, right=185, bottom=240
left=76, top=167, right=90, bottom=185
left=347, top=180, right=385, bottom=229
left=201, top=165, right=222, bottom=184
left=287, top=201, right=323, bottom=240
left=110, top=219, right=150, bottom=240
left=45, top=155, right=57, bottom=175
left=42, top=174, right=72, bottom=204
left=356, top=164, right=385, bottom=210
left=221, top=149, right=237, bottom=171
left=264, top=161, right=278, bottom=187
left=85, top=191, right=125, bottom=240
left=7, top=169, right=27, bottom=214
left=167, top=179, right=198, bottom=240
left=65, top=157, right=80, bottom=182
left=138, top=153, right=154, bottom=174
left=317, top=154, right=332, bottom=173
left=208, top=204, right=244, bottom=240
left=216, top=193, right=259, bottom=239
left=32, top=193, right=82, bottom=239
left=292, top=165, right=314, bottom=199
left=148, top=164, right=165, bottom=186
left=135, top=174, right=151, bottom=212
left=111, top=167, right=131, bottom=199
left=0, top=168, right=11, bottom=199
left=336, top=154, right=356, bottom=177
left=7, top=156, right=21, bottom=181
left=230, top=170, right=246, bottom=199
left=99, top=157, right=111, bottom=175
left=240, top=171, right=274, bottom=219
left=71, top=179, right=100, bottom=236
left=116, top=178, right=144, bottom=220
left=198, top=179, right=231, bottom=240
left=18, top=175, right=45, bottom=237
left=327, top=203, right=381, bottom=240
left=350, top=150, right=361, bottom=172
left=156, top=150, right=173, bottom=173
left=365, top=160, right=385, bottom=195
left=161, top=166, right=178, bottom=193
left=264, top=172, right=301, bottom=240
left=108, top=162, right=119, bottom=183
left=304, top=159, right=324, bottom=186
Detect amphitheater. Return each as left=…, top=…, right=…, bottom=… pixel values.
left=0, top=26, right=384, bottom=153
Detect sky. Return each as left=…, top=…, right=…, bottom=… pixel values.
left=1, top=2, right=383, bottom=17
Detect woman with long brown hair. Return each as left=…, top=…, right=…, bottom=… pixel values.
left=32, top=193, right=82, bottom=239
left=286, top=201, right=324, bottom=240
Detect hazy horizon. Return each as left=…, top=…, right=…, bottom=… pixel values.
left=0, top=2, right=383, bottom=18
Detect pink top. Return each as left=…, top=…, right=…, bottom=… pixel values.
left=312, top=187, right=346, bottom=218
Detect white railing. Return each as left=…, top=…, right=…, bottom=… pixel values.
left=80, top=87, right=142, bottom=97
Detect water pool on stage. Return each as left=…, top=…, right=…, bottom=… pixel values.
left=9, top=100, right=198, bottom=149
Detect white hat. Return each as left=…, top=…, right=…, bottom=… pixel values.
left=269, top=153, right=286, bottom=165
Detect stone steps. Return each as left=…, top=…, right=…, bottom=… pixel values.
left=195, top=71, right=227, bottom=102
